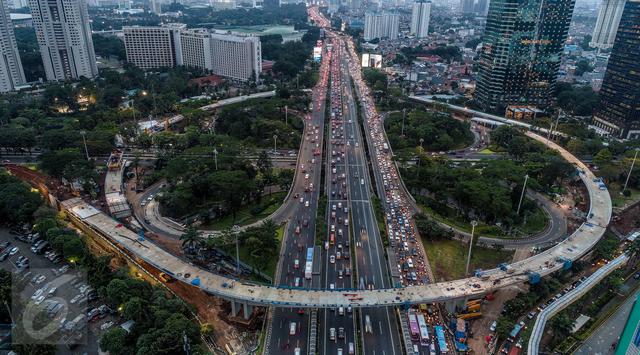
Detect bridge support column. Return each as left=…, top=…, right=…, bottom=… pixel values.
left=444, top=300, right=458, bottom=315
left=230, top=300, right=253, bottom=320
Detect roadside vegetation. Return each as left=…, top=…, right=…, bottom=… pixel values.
left=385, top=109, right=474, bottom=152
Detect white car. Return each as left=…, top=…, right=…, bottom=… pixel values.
left=70, top=294, right=84, bottom=304
left=304, top=201, right=309, bottom=207
left=101, top=321, right=115, bottom=331
left=35, top=275, right=46, bottom=284
left=9, top=247, right=18, bottom=256
left=35, top=295, right=45, bottom=305
left=31, top=289, right=44, bottom=300
left=330, top=255, right=335, bottom=264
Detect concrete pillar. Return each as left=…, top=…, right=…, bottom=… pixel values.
left=243, top=303, right=253, bottom=320
left=231, top=301, right=239, bottom=317
left=444, top=300, right=458, bottom=315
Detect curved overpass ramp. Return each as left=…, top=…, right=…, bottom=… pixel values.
left=61, top=129, right=611, bottom=308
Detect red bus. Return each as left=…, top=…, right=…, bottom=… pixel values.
left=330, top=233, right=335, bottom=245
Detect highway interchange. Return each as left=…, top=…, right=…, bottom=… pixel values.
left=53, top=7, right=613, bottom=355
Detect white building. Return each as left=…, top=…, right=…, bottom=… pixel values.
left=149, top=0, right=161, bottom=14
left=123, top=24, right=184, bottom=70
left=123, top=25, right=261, bottom=81
left=411, top=0, right=431, bottom=38
left=590, top=0, right=626, bottom=49
left=0, top=0, right=25, bottom=91
left=28, top=0, right=98, bottom=81
left=210, top=32, right=261, bottom=81
left=364, top=12, right=399, bottom=41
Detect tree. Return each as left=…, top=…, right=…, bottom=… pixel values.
left=278, top=169, right=294, bottom=192
left=594, top=148, right=613, bottom=167
left=549, top=312, right=575, bottom=338
left=100, top=327, right=130, bottom=355
left=180, top=225, right=202, bottom=254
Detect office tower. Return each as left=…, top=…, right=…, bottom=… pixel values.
left=0, top=0, right=26, bottom=91
left=123, top=24, right=185, bottom=69
left=28, top=0, right=98, bottom=81
left=364, top=12, right=399, bottom=41
left=614, top=294, right=640, bottom=354
left=411, top=0, right=431, bottom=38
left=461, top=0, right=475, bottom=13
left=10, top=0, right=28, bottom=9
left=150, top=0, right=161, bottom=13
left=592, top=0, right=640, bottom=139
left=474, top=0, right=575, bottom=112
left=124, top=25, right=261, bottom=81
left=590, top=0, right=626, bottom=49
left=475, top=0, right=488, bottom=15
left=210, top=32, right=261, bottom=81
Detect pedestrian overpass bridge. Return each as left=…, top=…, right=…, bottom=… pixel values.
left=62, top=131, right=611, bottom=308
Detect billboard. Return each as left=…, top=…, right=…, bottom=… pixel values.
left=361, top=53, right=382, bottom=68
left=313, top=47, right=322, bottom=62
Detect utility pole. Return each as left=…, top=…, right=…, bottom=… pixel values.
left=546, top=109, right=561, bottom=143
left=79, top=130, right=90, bottom=161
left=622, top=148, right=639, bottom=196
left=213, top=148, right=218, bottom=170
left=465, top=220, right=478, bottom=277
left=517, top=174, right=529, bottom=215
left=273, top=134, right=278, bottom=153
left=285, top=105, right=288, bottom=125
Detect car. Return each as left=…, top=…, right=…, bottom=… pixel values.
left=101, top=321, right=114, bottom=331
left=35, top=275, right=46, bottom=284
left=9, top=247, right=18, bottom=256
left=70, top=294, right=84, bottom=304
left=35, top=295, right=46, bottom=305
left=338, top=327, right=345, bottom=339
left=0, top=251, right=10, bottom=261
left=31, top=288, right=44, bottom=300
left=490, top=321, right=497, bottom=332
left=329, top=327, right=336, bottom=340
left=330, top=255, right=335, bottom=264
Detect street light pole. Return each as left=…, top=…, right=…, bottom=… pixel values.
left=517, top=174, right=529, bottom=215
left=213, top=148, right=218, bottom=171
left=79, top=130, right=90, bottom=161
left=465, top=220, right=478, bottom=277
left=622, top=148, right=639, bottom=196
left=401, top=108, right=406, bottom=137
left=233, top=225, right=240, bottom=275
left=273, top=134, right=278, bottom=153
left=285, top=105, right=288, bottom=125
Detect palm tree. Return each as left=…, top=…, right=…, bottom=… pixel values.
left=180, top=225, right=202, bottom=255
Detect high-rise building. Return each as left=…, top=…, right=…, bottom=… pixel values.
left=150, top=0, right=162, bottom=13
left=410, top=0, right=431, bottom=38
left=0, top=0, right=26, bottom=91
left=461, top=0, right=475, bottom=13
left=124, top=25, right=261, bottom=81
left=28, top=0, right=98, bottom=81
left=592, top=0, right=640, bottom=139
left=474, top=0, right=575, bottom=112
left=123, top=24, right=185, bottom=70
left=590, top=0, right=626, bottom=49
left=615, top=293, right=640, bottom=354
left=475, top=0, right=489, bottom=15
left=209, top=32, right=261, bottom=81
left=364, top=12, right=399, bottom=41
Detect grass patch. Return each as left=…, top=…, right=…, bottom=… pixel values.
left=202, top=191, right=286, bottom=230
left=225, top=224, right=284, bottom=280
left=418, top=202, right=548, bottom=239
left=608, top=182, right=640, bottom=208
left=479, top=148, right=495, bottom=155
left=422, top=237, right=514, bottom=281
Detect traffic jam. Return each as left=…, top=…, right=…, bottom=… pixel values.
left=344, top=38, right=430, bottom=288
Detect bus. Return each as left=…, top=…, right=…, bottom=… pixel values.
left=305, top=248, right=314, bottom=279
left=417, top=314, right=430, bottom=346
left=408, top=312, right=420, bottom=341
left=434, top=326, right=448, bottom=353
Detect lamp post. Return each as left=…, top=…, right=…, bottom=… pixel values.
left=213, top=148, right=218, bottom=171
left=273, top=134, right=278, bottom=153
left=401, top=108, right=406, bottom=137
left=232, top=224, right=240, bottom=275
left=79, top=130, right=90, bottom=161
left=285, top=105, right=288, bottom=125
left=622, top=148, right=639, bottom=196
left=516, top=174, right=529, bottom=215
left=465, top=220, right=478, bottom=277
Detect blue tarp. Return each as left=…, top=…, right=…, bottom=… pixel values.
left=190, top=278, right=201, bottom=286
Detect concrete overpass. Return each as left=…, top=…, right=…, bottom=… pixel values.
left=60, top=129, right=612, bottom=309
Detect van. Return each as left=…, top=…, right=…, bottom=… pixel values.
left=330, top=327, right=336, bottom=340
left=348, top=342, right=355, bottom=354
left=360, top=178, right=365, bottom=185
left=365, top=315, right=372, bottom=333
left=289, top=322, right=296, bottom=335
left=338, top=306, right=344, bottom=316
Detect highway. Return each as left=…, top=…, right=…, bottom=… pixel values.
left=266, top=38, right=332, bottom=355
left=319, top=40, right=356, bottom=355
left=338, top=40, right=401, bottom=354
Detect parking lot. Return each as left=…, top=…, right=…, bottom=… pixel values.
left=0, top=228, right=119, bottom=354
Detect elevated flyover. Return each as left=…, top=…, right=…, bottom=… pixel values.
left=61, top=128, right=612, bottom=308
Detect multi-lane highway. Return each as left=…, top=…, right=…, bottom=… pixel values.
left=267, top=38, right=332, bottom=355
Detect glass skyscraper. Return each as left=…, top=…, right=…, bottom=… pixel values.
left=592, top=0, right=640, bottom=140
left=474, top=0, right=575, bottom=113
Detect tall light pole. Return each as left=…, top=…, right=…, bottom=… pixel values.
left=79, top=130, right=90, bottom=161
left=622, top=148, right=639, bottom=196
left=401, top=108, right=406, bottom=137
left=465, top=220, right=478, bottom=277
left=285, top=105, right=288, bottom=125
left=213, top=148, right=218, bottom=170
left=517, top=174, right=529, bottom=215
left=273, top=134, right=278, bottom=153
left=232, top=224, right=240, bottom=275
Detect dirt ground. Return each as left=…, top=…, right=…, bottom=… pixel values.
left=611, top=203, right=640, bottom=236
left=466, top=248, right=531, bottom=354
